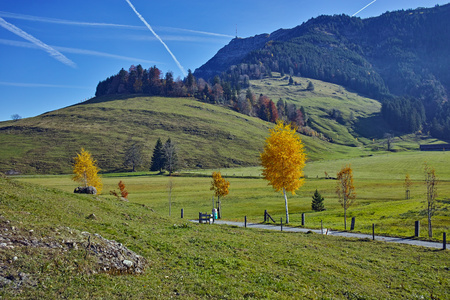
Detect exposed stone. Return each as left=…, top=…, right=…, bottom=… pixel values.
left=123, top=260, right=133, bottom=268
left=86, top=213, right=98, bottom=220
left=74, top=186, right=97, bottom=195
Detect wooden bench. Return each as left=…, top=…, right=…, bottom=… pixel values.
left=199, top=212, right=213, bottom=224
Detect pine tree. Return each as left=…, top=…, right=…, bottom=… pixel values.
left=150, top=138, right=165, bottom=173
left=311, top=189, right=325, bottom=211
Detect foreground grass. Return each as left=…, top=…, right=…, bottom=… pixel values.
left=1, top=175, right=449, bottom=299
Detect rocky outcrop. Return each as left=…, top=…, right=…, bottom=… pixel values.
left=0, top=216, right=147, bottom=290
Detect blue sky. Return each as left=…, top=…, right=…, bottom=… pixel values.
left=0, top=0, right=448, bottom=121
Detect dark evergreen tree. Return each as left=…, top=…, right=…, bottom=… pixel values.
left=306, top=81, right=315, bottom=91
left=311, top=189, right=325, bottom=211
left=150, top=138, right=165, bottom=173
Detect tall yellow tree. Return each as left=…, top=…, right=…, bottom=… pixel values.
left=260, top=121, right=306, bottom=224
left=210, top=171, right=230, bottom=219
left=72, top=148, right=103, bottom=194
left=336, top=165, right=356, bottom=230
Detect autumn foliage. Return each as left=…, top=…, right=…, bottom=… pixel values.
left=260, top=121, right=306, bottom=223
left=210, top=172, right=230, bottom=200
left=111, top=180, right=128, bottom=200
left=260, top=121, right=306, bottom=194
left=336, top=165, right=356, bottom=230
left=72, top=148, right=102, bottom=194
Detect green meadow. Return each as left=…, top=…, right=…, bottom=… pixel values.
left=2, top=169, right=449, bottom=299
left=16, top=151, right=450, bottom=241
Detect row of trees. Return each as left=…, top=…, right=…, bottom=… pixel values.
left=260, top=121, right=438, bottom=237
left=95, top=65, right=318, bottom=128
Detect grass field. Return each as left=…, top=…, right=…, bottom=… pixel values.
left=1, top=172, right=449, bottom=299
left=16, top=151, right=450, bottom=242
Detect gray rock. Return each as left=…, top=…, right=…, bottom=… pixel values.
left=74, top=186, right=97, bottom=195
left=123, top=260, right=133, bottom=268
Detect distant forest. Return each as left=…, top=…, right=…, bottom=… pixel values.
left=95, top=65, right=323, bottom=139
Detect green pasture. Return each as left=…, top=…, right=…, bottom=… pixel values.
left=1, top=174, right=449, bottom=299
left=17, top=151, right=450, bottom=241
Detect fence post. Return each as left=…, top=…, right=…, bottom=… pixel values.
left=181, top=208, right=184, bottom=219
left=415, top=221, right=420, bottom=237
left=264, top=210, right=267, bottom=223
left=372, top=224, right=375, bottom=240
left=350, top=217, right=355, bottom=231
left=301, top=213, right=305, bottom=226
left=199, top=212, right=201, bottom=224
left=444, top=232, right=447, bottom=250
left=321, top=220, right=323, bottom=235
left=245, top=216, right=247, bottom=228
left=281, top=218, right=283, bottom=231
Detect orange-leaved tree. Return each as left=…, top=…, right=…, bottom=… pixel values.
left=336, top=165, right=356, bottom=230
left=260, top=121, right=306, bottom=224
left=72, top=148, right=103, bottom=194
left=210, top=171, right=230, bottom=219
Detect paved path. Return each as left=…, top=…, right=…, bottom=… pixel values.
left=194, top=220, right=447, bottom=249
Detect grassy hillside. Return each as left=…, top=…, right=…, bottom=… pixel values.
left=0, top=91, right=381, bottom=175
left=1, top=175, right=449, bottom=299
left=250, top=74, right=385, bottom=145
left=0, top=95, right=273, bottom=174
left=0, top=77, right=443, bottom=175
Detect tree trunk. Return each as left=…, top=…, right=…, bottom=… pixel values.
left=428, top=211, right=432, bottom=238
left=344, top=207, right=347, bottom=230
left=218, top=196, right=221, bottom=219
left=283, top=188, right=289, bottom=224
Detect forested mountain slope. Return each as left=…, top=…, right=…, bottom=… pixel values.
left=194, top=4, right=450, bottom=137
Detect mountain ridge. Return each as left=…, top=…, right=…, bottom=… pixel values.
left=194, top=4, right=450, bottom=126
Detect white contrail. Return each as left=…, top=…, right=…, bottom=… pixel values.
left=124, top=0, right=187, bottom=77
left=0, top=17, right=76, bottom=68
left=0, top=38, right=160, bottom=64
left=0, top=11, right=141, bottom=30
left=0, top=10, right=234, bottom=38
left=352, top=0, right=377, bottom=17
left=0, top=81, right=90, bottom=89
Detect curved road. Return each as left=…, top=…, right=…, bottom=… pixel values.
left=195, top=220, right=447, bottom=249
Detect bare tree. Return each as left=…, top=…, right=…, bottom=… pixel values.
left=124, top=142, right=143, bottom=172
left=163, top=138, right=179, bottom=175
left=424, top=164, right=438, bottom=238
left=11, top=114, right=22, bottom=121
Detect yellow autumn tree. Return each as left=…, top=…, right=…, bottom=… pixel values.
left=260, top=121, right=306, bottom=224
left=210, top=171, right=230, bottom=219
left=336, top=165, right=356, bottom=230
left=72, top=148, right=103, bottom=194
